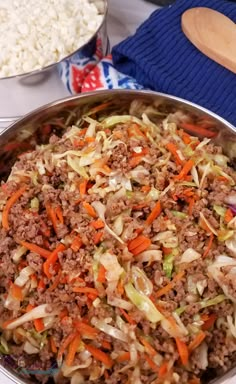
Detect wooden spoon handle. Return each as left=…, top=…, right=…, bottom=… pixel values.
left=181, top=7, right=236, bottom=74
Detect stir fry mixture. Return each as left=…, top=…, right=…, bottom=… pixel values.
left=0, top=101, right=236, bottom=384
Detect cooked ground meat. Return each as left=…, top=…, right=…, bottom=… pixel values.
left=0, top=101, right=236, bottom=384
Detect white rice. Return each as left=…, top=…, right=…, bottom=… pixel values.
left=0, top=0, right=104, bottom=78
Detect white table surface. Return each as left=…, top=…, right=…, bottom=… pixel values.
left=1, top=1, right=235, bottom=383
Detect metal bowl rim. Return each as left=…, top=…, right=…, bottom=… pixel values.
left=2, top=89, right=236, bottom=135
left=0, top=0, right=108, bottom=81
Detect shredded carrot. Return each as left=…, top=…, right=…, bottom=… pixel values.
left=58, top=332, right=77, bottom=360
left=128, top=124, right=146, bottom=139
left=162, top=247, right=172, bottom=255
left=66, top=333, right=81, bottom=366
left=39, top=219, right=51, bottom=238
left=120, top=308, right=136, bottom=325
left=217, top=176, right=229, bottom=182
left=85, top=137, right=95, bottom=143
left=79, top=179, right=88, bottom=196
left=83, top=202, right=97, bottom=218
left=55, top=206, right=64, bottom=225
left=203, top=233, right=214, bottom=258
left=93, top=231, right=103, bottom=245
left=175, top=337, right=189, bottom=366
left=188, top=197, right=195, bottom=216
left=117, top=280, right=124, bottom=296
left=85, top=344, right=114, bottom=368
left=89, top=101, right=112, bottom=115
left=90, top=219, right=105, bottom=229
left=201, top=313, right=217, bottom=331
left=2, top=186, right=26, bottom=230
left=132, top=203, right=149, bottom=210
left=78, top=128, right=88, bottom=136
left=19, top=241, right=51, bottom=259
left=74, top=321, right=99, bottom=338
left=144, top=354, right=159, bottom=373
left=189, top=331, right=206, bottom=353
left=74, top=139, right=86, bottom=148
left=38, top=279, right=46, bottom=291
left=71, top=235, right=83, bottom=252
left=10, top=283, right=23, bottom=301
left=159, top=361, right=169, bottom=377
left=225, top=208, right=233, bottom=224
left=166, top=142, right=183, bottom=166
left=45, top=203, right=58, bottom=234
left=50, top=336, right=57, bottom=354
left=129, top=155, right=143, bottom=168
left=145, top=201, right=162, bottom=225
left=59, top=308, right=69, bottom=320
left=182, top=132, right=192, bottom=145
left=72, top=286, right=98, bottom=296
left=175, top=159, right=194, bottom=181
left=34, top=318, right=45, bottom=332
left=141, top=185, right=151, bottom=193
left=181, top=122, right=217, bottom=138
left=188, top=378, right=201, bottom=384
left=26, top=304, right=35, bottom=312
left=101, top=340, right=112, bottom=350
left=139, top=337, right=157, bottom=357
left=155, top=271, right=185, bottom=298
left=128, top=235, right=151, bottom=255
left=116, top=351, right=131, bottom=363
left=97, top=264, right=106, bottom=283
left=43, top=243, right=66, bottom=279
left=2, top=319, right=15, bottom=329
left=48, top=270, right=62, bottom=292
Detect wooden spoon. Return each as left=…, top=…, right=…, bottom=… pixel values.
left=181, top=7, right=236, bottom=74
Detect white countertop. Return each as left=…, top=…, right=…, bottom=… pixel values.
left=1, top=1, right=235, bottom=384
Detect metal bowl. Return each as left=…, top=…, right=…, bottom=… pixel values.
left=0, top=89, right=236, bottom=384
left=0, top=0, right=108, bottom=122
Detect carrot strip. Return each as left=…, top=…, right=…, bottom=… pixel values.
left=145, top=201, right=162, bottom=225
left=71, top=235, right=83, bottom=252
left=166, top=142, right=183, bottom=166
left=188, top=197, right=195, bottom=216
left=203, top=233, right=214, bottom=258
left=128, top=124, right=146, bottom=139
left=90, top=219, right=105, bottom=229
left=175, top=338, right=189, bottom=366
left=50, top=336, right=57, bottom=354
left=66, top=333, right=81, bottom=366
left=34, top=318, right=45, bottom=332
left=188, top=378, right=201, bottom=384
left=46, top=204, right=58, bottom=234
left=89, top=101, right=112, bottom=115
left=189, top=331, right=206, bottom=353
left=175, top=159, right=194, bottom=181
left=79, top=179, right=88, bottom=196
left=48, top=270, right=62, bottom=292
left=225, top=208, right=233, bottom=224
left=101, top=340, right=112, bottom=350
left=10, top=283, right=23, bottom=301
left=129, top=156, right=143, bottom=168
left=72, top=287, right=98, bottom=296
left=141, top=185, right=151, bottom=193
left=19, top=241, right=51, bottom=259
left=117, top=280, right=124, bottom=296
left=38, top=279, right=46, bottom=291
left=139, top=337, right=157, bottom=357
left=55, top=206, right=64, bottom=225
left=59, top=308, right=69, bottom=320
left=131, top=147, right=149, bottom=157
left=93, top=231, right=103, bottom=245
left=97, top=265, right=106, bottom=283
left=85, top=344, right=113, bottom=368
left=128, top=235, right=151, bottom=253
left=39, top=219, right=51, bottom=238
left=159, top=361, right=169, bottom=377
left=181, top=122, right=217, bottom=138
left=155, top=271, right=185, bottom=298
left=182, top=132, right=192, bottom=145
left=116, top=352, right=131, bottom=363
left=201, top=313, right=217, bottom=331
left=144, top=354, right=159, bottom=373
left=83, top=202, right=97, bottom=218
left=2, top=186, right=26, bottom=230
left=2, top=319, right=16, bottom=329
left=43, top=243, right=66, bottom=279
left=85, top=137, right=95, bottom=143
left=74, top=321, right=99, bottom=338
left=58, top=332, right=77, bottom=360
left=120, top=308, right=136, bottom=325
left=132, top=203, right=149, bottom=210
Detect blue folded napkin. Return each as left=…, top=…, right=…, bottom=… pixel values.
left=112, top=0, right=236, bottom=126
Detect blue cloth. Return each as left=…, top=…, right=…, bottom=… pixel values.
left=112, top=0, right=236, bottom=126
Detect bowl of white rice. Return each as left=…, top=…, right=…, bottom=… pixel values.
left=0, top=0, right=108, bottom=122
